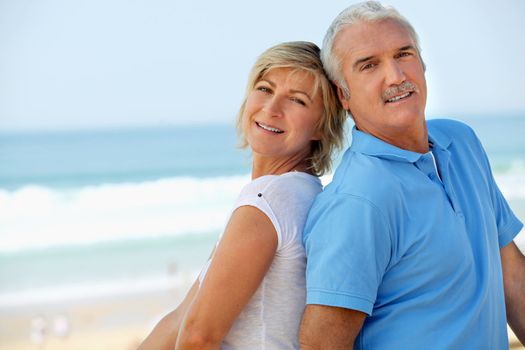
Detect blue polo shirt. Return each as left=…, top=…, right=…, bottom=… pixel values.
left=304, top=119, right=523, bottom=349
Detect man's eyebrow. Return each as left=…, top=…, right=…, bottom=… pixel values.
left=353, top=55, right=375, bottom=71
left=399, top=45, right=416, bottom=52
left=352, top=45, right=417, bottom=71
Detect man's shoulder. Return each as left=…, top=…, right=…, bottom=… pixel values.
left=319, top=151, right=406, bottom=207
left=428, top=118, right=485, bottom=154
left=427, top=118, right=478, bottom=140
left=428, top=118, right=474, bottom=135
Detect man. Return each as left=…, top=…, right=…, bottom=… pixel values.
left=300, top=1, right=525, bottom=349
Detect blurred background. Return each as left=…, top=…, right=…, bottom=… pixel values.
left=1, top=0, right=524, bottom=349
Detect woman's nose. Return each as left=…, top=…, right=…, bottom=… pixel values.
left=262, top=96, right=285, bottom=118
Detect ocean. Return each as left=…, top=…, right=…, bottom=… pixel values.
left=1, top=116, right=524, bottom=310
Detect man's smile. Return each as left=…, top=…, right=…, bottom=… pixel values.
left=385, top=91, right=413, bottom=104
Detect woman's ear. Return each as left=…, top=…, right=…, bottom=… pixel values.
left=311, top=130, right=322, bottom=141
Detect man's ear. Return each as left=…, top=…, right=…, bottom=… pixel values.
left=337, top=86, right=350, bottom=111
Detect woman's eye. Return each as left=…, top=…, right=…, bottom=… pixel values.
left=256, top=86, right=271, bottom=93
left=291, top=97, right=306, bottom=106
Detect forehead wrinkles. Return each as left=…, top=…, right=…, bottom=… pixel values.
left=332, top=24, right=374, bottom=76
left=334, top=20, right=416, bottom=72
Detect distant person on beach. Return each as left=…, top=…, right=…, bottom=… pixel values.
left=299, top=2, right=525, bottom=349
left=138, top=41, right=346, bottom=349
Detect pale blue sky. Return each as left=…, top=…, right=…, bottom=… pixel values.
left=1, top=0, right=524, bottom=131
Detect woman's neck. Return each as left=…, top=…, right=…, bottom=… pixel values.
left=251, top=155, right=313, bottom=180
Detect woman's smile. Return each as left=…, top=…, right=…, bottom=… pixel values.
left=255, top=121, right=284, bottom=134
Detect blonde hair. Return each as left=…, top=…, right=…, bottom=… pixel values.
left=236, top=41, right=346, bottom=176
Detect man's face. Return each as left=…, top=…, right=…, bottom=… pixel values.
left=334, top=19, right=427, bottom=144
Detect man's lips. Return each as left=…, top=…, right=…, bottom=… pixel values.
left=382, top=81, right=418, bottom=104
left=385, top=91, right=413, bottom=103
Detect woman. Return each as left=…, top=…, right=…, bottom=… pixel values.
left=139, top=41, right=346, bottom=349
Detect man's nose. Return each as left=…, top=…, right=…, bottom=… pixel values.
left=384, top=60, right=406, bottom=86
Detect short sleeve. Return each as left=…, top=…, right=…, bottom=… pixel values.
left=303, top=193, right=392, bottom=315
left=236, top=191, right=283, bottom=250
left=259, top=173, right=322, bottom=253
left=470, top=130, right=523, bottom=247
left=488, top=175, right=523, bottom=247
left=198, top=178, right=282, bottom=287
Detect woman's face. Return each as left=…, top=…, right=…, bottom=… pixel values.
left=242, top=67, right=324, bottom=162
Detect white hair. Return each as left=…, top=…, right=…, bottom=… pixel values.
left=321, top=1, right=425, bottom=99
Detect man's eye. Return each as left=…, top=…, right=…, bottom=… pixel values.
left=361, top=63, right=375, bottom=71
left=397, top=51, right=412, bottom=58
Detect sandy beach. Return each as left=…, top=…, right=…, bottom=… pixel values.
left=1, top=284, right=523, bottom=350
left=0, top=285, right=187, bottom=350
left=512, top=332, right=525, bottom=350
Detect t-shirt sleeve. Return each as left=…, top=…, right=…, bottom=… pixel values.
left=303, top=193, right=392, bottom=315
left=236, top=186, right=283, bottom=250
left=198, top=178, right=281, bottom=286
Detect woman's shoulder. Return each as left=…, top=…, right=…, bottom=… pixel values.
left=242, top=172, right=322, bottom=201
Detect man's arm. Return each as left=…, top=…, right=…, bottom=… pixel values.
left=299, top=304, right=367, bottom=349
left=501, top=240, right=525, bottom=345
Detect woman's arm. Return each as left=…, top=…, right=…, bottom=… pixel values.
left=175, top=205, right=278, bottom=349
left=138, top=280, right=199, bottom=350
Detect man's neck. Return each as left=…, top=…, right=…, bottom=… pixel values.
left=356, top=121, right=429, bottom=153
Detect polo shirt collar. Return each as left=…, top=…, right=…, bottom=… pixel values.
left=350, top=123, right=452, bottom=163
left=427, top=122, right=452, bottom=150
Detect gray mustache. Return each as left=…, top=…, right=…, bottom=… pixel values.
left=382, top=81, right=418, bottom=101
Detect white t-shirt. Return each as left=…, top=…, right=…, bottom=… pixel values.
left=198, top=171, right=322, bottom=349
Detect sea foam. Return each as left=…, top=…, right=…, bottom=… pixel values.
left=494, top=160, right=525, bottom=200
left=1, top=165, right=523, bottom=254
left=0, top=175, right=250, bottom=253
left=0, top=271, right=199, bottom=308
